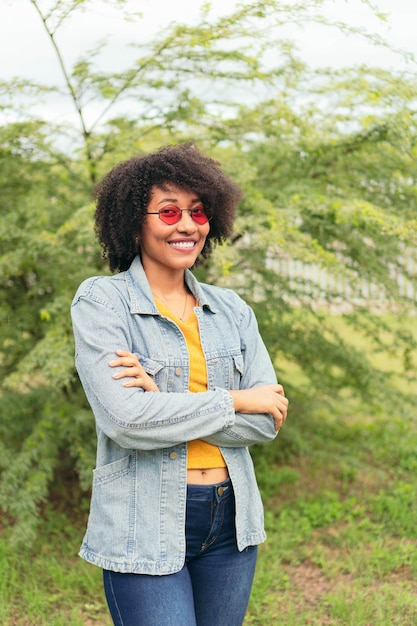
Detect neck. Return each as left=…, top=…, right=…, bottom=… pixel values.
left=143, top=264, right=188, bottom=297
left=150, top=278, right=192, bottom=322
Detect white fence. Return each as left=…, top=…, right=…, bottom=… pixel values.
left=267, top=255, right=416, bottom=312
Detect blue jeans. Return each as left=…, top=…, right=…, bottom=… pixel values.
left=103, top=479, right=258, bottom=626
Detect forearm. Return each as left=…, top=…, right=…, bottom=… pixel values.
left=202, top=411, right=277, bottom=447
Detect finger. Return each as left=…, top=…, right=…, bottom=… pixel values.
left=112, top=367, right=143, bottom=379
left=278, top=400, right=288, bottom=419
left=279, top=399, right=289, bottom=413
left=276, top=394, right=289, bottom=409
left=109, top=350, right=138, bottom=365
left=273, top=415, right=283, bottom=431
left=123, top=377, right=159, bottom=392
left=273, top=402, right=288, bottom=429
left=109, top=357, right=131, bottom=367
left=115, top=349, right=135, bottom=357
left=274, top=411, right=286, bottom=430
left=271, top=383, right=284, bottom=394
left=109, top=357, right=141, bottom=368
left=270, top=406, right=282, bottom=429
left=122, top=379, right=147, bottom=388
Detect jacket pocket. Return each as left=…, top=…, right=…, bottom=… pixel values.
left=232, top=354, right=244, bottom=381
left=226, top=352, right=244, bottom=388
left=93, top=454, right=132, bottom=484
left=85, top=455, right=136, bottom=560
left=136, top=354, right=167, bottom=389
left=137, top=355, right=164, bottom=377
left=207, top=350, right=244, bottom=389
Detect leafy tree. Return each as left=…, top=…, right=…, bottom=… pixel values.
left=207, top=64, right=417, bottom=407
left=7, top=0, right=395, bottom=181
left=0, top=0, right=416, bottom=543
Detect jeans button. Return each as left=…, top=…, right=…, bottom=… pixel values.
left=169, top=452, right=178, bottom=460
left=217, top=486, right=224, bottom=496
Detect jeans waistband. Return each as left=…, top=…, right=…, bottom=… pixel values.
left=186, top=477, right=232, bottom=501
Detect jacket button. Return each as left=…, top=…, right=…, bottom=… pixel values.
left=175, top=367, right=182, bottom=376
left=169, top=452, right=178, bottom=460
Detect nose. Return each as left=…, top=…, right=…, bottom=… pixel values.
left=177, top=210, right=197, bottom=231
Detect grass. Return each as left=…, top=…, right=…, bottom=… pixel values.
left=247, top=407, right=417, bottom=625
left=1, top=315, right=416, bottom=625
left=2, top=410, right=416, bottom=626
left=0, top=513, right=109, bottom=626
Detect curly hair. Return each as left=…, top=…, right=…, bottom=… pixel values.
left=93, top=142, right=243, bottom=272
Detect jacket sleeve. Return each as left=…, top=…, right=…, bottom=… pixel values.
left=202, top=301, right=279, bottom=447
left=71, top=286, right=237, bottom=451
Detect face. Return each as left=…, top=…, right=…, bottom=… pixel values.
left=139, top=184, right=210, bottom=274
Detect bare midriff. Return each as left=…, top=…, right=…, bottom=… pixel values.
left=187, top=467, right=229, bottom=484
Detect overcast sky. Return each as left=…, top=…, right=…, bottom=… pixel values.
left=2, top=0, right=416, bottom=79
left=1, top=0, right=416, bottom=124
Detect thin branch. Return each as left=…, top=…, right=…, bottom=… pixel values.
left=29, top=0, right=96, bottom=182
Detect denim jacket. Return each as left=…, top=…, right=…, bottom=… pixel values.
left=71, top=256, right=278, bottom=574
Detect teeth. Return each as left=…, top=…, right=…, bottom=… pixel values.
left=169, top=241, right=195, bottom=248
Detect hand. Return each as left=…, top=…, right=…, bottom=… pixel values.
left=109, top=350, right=160, bottom=392
left=229, top=384, right=288, bottom=431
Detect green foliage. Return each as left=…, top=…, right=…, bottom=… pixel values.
left=2, top=400, right=417, bottom=624
left=246, top=406, right=417, bottom=625
left=1, top=0, right=416, bottom=544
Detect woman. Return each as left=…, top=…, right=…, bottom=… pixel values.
left=71, top=142, right=288, bottom=626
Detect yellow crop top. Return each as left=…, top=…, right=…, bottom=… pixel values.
left=155, top=300, right=226, bottom=469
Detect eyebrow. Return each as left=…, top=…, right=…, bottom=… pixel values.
left=156, top=196, right=202, bottom=206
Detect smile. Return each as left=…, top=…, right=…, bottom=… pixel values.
left=168, top=241, right=196, bottom=249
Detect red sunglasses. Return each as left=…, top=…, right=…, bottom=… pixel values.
left=146, top=204, right=212, bottom=225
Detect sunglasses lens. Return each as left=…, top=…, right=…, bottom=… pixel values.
left=191, top=208, right=209, bottom=224
left=159, top=207, right=181, bottom=224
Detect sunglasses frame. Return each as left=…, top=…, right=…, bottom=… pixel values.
left=146, top=204, right=212, bottom=225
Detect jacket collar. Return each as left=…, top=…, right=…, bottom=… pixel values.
left=125, top=256, right=217, bottom=315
